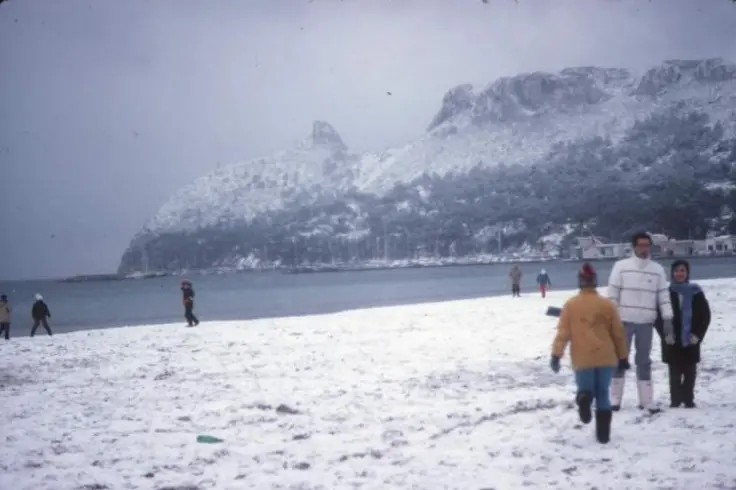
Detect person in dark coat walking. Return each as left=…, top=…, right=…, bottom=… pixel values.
left=509, top=265, right=522, bottom=297
left=30, top=293, right=53, bottom=337
left=181, top=280, right=199, bottom=327
left=0, top=294, right=11, bottom=340
left=654, top=260, right=711, bottom=408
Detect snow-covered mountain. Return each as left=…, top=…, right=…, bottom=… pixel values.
left=355, top=59, right=736, bottom=194
left=119, top=58, right=736, bottom=274
left=144, top=120, right=360, bottom=233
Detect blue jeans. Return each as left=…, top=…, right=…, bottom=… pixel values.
left=575, top=367, right=615, bottom=410
left=612, top=322, right=653, bottom=381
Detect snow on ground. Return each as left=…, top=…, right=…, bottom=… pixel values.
left=1, top=280, right=736, bottom=490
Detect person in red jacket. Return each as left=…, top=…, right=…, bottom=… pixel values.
left=181, top=280, right=199, bottom=327
left=536, top=269, right=552, bottom=298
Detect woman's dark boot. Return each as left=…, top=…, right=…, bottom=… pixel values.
left=668, top=364, right=683, bottom=408
left=682, top=363, right=697, bottom=408
left=595, top=410, right=612, bottom=444
left=576, top=391, right=593, bottom=424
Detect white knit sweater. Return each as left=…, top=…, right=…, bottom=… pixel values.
left=607, top=256, right=673, bottom=324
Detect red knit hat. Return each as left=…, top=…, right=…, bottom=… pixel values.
left=578, top=262, right=598, bottom=288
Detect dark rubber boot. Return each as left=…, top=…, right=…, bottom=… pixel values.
left=668, top=364, right=683, bottom=408
left=576, top=391, right=593, bottom=424
left=682, top=363, right=697, bottom=408
left=595, top=410, right=612, bottom=444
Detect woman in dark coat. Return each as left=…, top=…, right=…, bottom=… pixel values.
left=654, top=259, right=711, bottom=408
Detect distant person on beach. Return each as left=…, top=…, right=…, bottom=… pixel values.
left=30, top=294, right=53, bottom=337
left=509, top=265, right=522, bottom=297
left=181, top=280, right=199, bottom=327
left=654, top=260, right=711, bottom=408
left=607, top=231, right=673, bottom=414
left=550, top=262, right=629, bottom=444
left=536, top=268, right=551, bottom=298
left=0, top=294, right=11, bottom=340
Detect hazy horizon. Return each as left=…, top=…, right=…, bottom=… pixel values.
left=2, top=0, right=736, bottom=280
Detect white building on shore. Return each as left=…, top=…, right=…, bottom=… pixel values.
left=704, top=234, right=735, bottom=254
left=569, top=232, right=733, bottom=260
left=570, top=236, right=630, bottom=260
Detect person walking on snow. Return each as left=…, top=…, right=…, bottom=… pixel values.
left=537, top=268, right=552, bottom=298
left=509, top=265, right=522, bottom=297
left=607, top=232, right=673, bottom=413
left=0, top=294, right=11, bottom=340
left=30, top=294, right=53, bottom=337
left=181, top=280, right=199, bottom=327
left=654, top=260, right=711, bottom=408
left=550, top=262, right=629, bottom=444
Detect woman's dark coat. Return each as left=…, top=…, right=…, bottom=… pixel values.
left=654, top=289, right=711, bottom=364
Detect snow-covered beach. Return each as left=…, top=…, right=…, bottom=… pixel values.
left=1, top=280, right=735, bottom=490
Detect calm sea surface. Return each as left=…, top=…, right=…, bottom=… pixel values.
left=1, top=257, right=735, bottom=337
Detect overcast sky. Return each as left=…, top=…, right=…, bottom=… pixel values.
left=1, top=0, right=735, bottom=280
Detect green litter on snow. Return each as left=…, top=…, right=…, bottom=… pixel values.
left=196, top=435, right=224, bottom=444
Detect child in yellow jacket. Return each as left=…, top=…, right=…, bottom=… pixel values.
left=550, top=263, right=630, bottom=444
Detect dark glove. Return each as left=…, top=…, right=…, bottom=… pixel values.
left=662, top=319, right=675, bottom=345
left=550, top=355, right=561, bottom=373
left=617, top=358, right=630, bottom=371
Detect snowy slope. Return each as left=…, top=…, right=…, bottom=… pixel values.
left=356, top=59, right=736, bottom=193
left=134, top=58, right=736, bottom=238
left=141, top=121, right=361, bottom=235
left=2, top=279, right=736, bottom=490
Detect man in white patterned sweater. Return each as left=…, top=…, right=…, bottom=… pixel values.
left=607, top=232, right=674, bottom=413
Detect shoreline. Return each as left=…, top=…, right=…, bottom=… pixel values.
left=9, top=276, right=734, bottom=338
left=0, top=283, right=618, bottom=337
